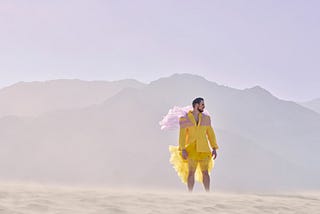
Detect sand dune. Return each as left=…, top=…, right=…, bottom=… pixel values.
left=0, top=183, right=319, bottom=214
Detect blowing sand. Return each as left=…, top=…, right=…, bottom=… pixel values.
left=0, top=183, right=319, bottom=214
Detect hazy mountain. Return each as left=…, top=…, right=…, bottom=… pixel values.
left=299, top=98, right=320, bottom=114
left=0, top=79, right=145, bottom=118
left=0, top=74, right=319, bottom=191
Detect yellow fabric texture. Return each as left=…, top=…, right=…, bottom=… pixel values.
left=179, top=111, right=218, bottom=152
left=169, top=143, right=214, bottom=184
left=169, top=110, right=218, bottom=184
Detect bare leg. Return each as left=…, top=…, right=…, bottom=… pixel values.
left=202, top=170, right=210, bottom=192
left=187, top=170, right=195, bottom=192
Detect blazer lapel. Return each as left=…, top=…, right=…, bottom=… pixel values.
left=188, top=111, right=196, bottom=126
left=198, top=113, right=202, bottom=127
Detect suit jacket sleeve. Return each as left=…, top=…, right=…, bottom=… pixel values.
left=206, top=116, right=219, bottom=150
left=179, top=118, right=187, bottom=150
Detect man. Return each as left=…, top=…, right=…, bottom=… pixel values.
left=176, top=97, right=218, bottom=192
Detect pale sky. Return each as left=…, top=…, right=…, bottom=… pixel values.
left=0, top=0, right=319, bottom=101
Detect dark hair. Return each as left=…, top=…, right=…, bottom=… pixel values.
left=192, top=97, right=204, bottom=108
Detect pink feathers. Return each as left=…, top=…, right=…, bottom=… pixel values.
left=159, top=106, right=211, bottom=130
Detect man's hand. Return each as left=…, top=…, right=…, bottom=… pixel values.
left=182, top=149, right=188, bottom=160
left=212, top=149, right=217, bottom=160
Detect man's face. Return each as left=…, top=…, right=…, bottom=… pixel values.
left=196, top=100, right=205, bottom=113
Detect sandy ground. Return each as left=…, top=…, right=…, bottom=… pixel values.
left=0, top=183, right=319, bottom=214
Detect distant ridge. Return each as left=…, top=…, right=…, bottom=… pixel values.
left=0, top=79, right=146, bottom=118
left=299, top=98, right=320, bottom=114
left=0, top=73, right=319, bottom=190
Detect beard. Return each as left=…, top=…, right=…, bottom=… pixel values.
left=197, top=107, right=204, bottom=113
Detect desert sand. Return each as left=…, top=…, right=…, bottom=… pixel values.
left=0, top=183, right=319, bottom=214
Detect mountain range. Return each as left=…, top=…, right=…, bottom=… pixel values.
left=300, top=98, right=320, bottom=115
left=0, top=74, right=319, bottom=191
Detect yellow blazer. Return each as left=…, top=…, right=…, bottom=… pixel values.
left=179, top=110, right=218, bottom=153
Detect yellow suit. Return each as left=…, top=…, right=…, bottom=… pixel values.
left=179, top=110, right=219, bottom=153
left=169, top=110, right=219, bottom=184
